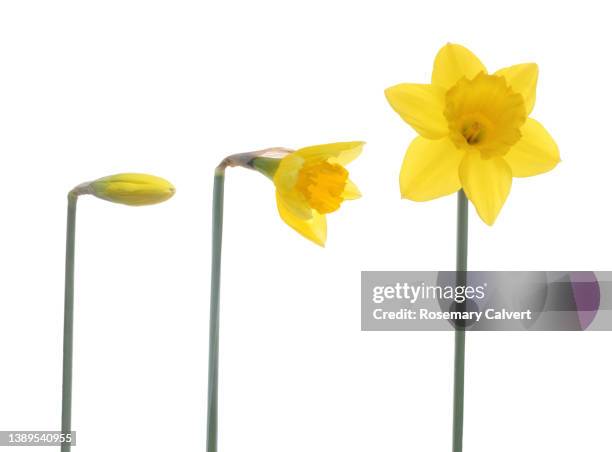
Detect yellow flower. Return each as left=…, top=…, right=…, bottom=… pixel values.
left=385, top=43, right=560, bottom=225
left=88, top=173, right=175, bottom=206
left=254, top=142, right=363, bottom=246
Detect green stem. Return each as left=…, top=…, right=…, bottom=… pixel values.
left=61, top=193, right=77, bottom=452
left=207, top=167, right=225, bottom=452
left=452, top=190, right=468, bottom=452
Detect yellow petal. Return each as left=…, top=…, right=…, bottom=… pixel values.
left=273, top=153, right=313, bottom=220
left=295, top=141, right=364, bottom=165
left=384, top=83, right=448, bottom=139
left=432, top=43, right=487, bottom=90
left=279, top=191, right=313, bottom=220
left=274, top=153, right=304, bottom=193
left=399, top=137, right=463, bottom=201
left=342, top=179, right=361, bottom=200
left=459, top=153, right=512, bottom=225
left=495, top=63, right=538, bottom=115
left=276, top=191, right=327, bottom=246
left=503, top=118, right=560, bottom=177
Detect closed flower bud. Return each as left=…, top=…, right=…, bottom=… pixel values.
left=79, top=173, right=175, bottom=206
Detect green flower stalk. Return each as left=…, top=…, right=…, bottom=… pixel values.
left=453, top=190, right=468, bottom=452
left=61, top=173, right=175, bottom=452
left=206, top=148, right=291, bottom=452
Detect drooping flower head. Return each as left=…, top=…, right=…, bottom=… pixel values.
left=385, top=43, right=559, bottom=225
left=225, top=142, right=363, bottom=246
left=270, top=142, right=362, bottom=246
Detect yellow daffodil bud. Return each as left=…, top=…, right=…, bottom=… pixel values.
left=73, top=173, right=175, bottom=206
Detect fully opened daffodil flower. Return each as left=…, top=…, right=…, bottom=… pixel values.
left=385, top=43, right=560, bottom=225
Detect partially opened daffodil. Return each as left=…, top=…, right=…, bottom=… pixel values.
left=259, top=142, right=363, bottom=246
left=385, top=43, right=560, bottom=225
left=219, top=141, right=363, bottom=246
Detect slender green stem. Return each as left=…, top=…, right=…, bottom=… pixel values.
left=452, top=190, right=468, bottom=452
left=207, top=168, right=225, bottom=452
left=61, top=193, right=77, bottom=452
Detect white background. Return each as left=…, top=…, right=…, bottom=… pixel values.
left=1, top=1, right=611, bottom=451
